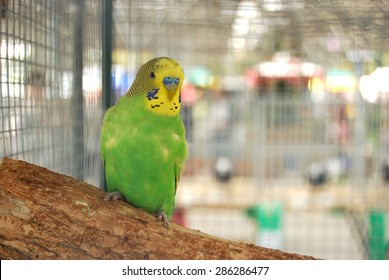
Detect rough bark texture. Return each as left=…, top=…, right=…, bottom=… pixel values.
left=0, top=158, right=316, bottom=260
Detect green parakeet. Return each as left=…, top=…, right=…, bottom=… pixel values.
left=100, top=57, right=187, bottom=228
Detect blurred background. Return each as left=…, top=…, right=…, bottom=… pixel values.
left=1, top=0, right=388, bottom=259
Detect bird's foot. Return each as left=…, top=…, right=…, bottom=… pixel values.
left=156, top=211, right=170, bottom=229
left=104, top=191, right=125, bottom=201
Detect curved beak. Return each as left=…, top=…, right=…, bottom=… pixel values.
left=163, top=76, right=180, bottom=99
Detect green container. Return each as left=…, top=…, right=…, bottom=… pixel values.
left=368, top=210, right=387, bottom=260
left=246, top=202, right=283, bottom=230
left=246, top=202, right=283, bottom=249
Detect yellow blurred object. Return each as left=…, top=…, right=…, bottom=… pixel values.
left=326, top=70, right=356, bottom=94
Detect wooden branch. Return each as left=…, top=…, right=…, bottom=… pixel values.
left=0, top=158, right=316, bottom=260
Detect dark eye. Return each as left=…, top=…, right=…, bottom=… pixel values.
left=150, top=72, right=155, bottom=78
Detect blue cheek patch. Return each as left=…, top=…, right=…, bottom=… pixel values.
left=147, top=88, right=159, bottom=100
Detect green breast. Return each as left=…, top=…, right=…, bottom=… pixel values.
left=101, top=95, right=187, bottom=218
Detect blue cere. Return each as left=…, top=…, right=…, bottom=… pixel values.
left=163, top=76, right=179, bottom=86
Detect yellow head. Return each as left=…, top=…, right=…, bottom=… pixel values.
left=128, top=57, right=185, bottom=117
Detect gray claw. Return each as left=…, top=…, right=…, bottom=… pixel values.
left=104, top=191, right=125, bottom=201
left=157, top=211, right=170, bottom=229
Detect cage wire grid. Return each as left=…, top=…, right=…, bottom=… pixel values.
left=1, top=0, right=388, bottom=259
left=0, top=0, right=103, bottom=186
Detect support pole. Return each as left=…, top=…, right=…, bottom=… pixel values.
left=72, top=0, right=85, bottom=180
left=101, top=0, right=113, bottom=191
left=102, top=0, right=113, bottom=112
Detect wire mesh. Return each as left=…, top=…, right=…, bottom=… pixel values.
left=0, top=0, right=388, bottom=259
left=0, top=0, right=102, bottom=186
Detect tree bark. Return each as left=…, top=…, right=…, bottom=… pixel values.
left=0, top=158, right=316, bottom=260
